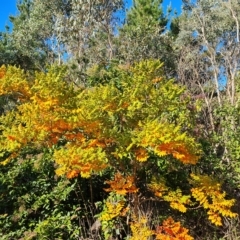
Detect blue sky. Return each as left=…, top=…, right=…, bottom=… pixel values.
left=0, top=0, right=182, bottom=32
left=0, top=0, right=18, bottom=31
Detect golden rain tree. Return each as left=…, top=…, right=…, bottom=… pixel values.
left=0, top=60, right=237, bottom=238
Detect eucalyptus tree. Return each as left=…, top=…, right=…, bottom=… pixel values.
left=177, top=0, right=240, bottom=113
left=175, top=0, right=240, bottom=188
left=3, top=0, right=123, bottom=75
left=54, top=0, right=123, bottom=84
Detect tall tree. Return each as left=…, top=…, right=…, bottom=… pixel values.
left=175, top=0, right=240, bottom=187
left=8, top=0, right=72, bottom=70
left=117, top=0, right=176, bottom=74
left=176, top=0, right=240, bottom=120
left=54, top=0, right=123, bottom=83
left=0, top=31, right=35, bottom=70
left=1, top=0, right=123, bottom=78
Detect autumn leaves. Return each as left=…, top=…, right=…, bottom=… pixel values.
left=0, top=60, right=238, bottom=239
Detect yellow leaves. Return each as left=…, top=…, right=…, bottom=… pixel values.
left=136, top=120, right=201, bottom=165
left=104, top=172, right=138, bottom=195
left=0, top=152, right=17, bottom=165
left=191, top=188, right=209, bottom=208
left=207, top=210, right=222, bottom=226
left=129, top=214, right=192, bottom=240
left=131, top=60, right=164, bottom=82
left=0, top=66, right=83, bottom=158
left=99, top=200, right=125, bottom=221
left=134, top=147, right=149, bottom=162
left=54, top=144, right=108, bottom=178
left=98, top=193, right=128, bottom=222
left=148, top=177, right=168, bottom=198
left=190, top=174, right=238, bottom=226
left=130, top=216, right=154, bottom=240
left=163, top=189, right=191, bottom=213
left=155, top=217, right=193, bottom=240
left=148, top=178, right=191, bottom=213
left=0, top=66, right=31, bottom=100
left=0, top=61, right=200, bottom=188
left=102, top=102, right=118, bottom=112
left=31, top=66, right=71, bottom=102
left=169, top=202, right=187, bottom=213
left=55, top=166, right=67, bottom=177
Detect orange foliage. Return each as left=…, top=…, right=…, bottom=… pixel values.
left=0, top=65, right=6, bottom=79
left=66, top=169, right=80, bottom=179
left=155, top=217, right=193, bottom=240
left=134, top=147, right=149, bottom=162
left=88, top=139, right=107, bottom=148
left=7, top=135, right=17, bottom=141
left=78, top=120, right=101, bottom=135
left=152, top=77, right=163, bottom=83
left=156, top=142, right=199, bottom=164
left=64, top=132, right=85, bottom=142
left=104, top=172, right=138, bottom=195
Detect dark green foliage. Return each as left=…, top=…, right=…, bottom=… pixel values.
left=0, top=147, right=109, bottom=239
left=118, top=0, right=167, bottom=61
left=0, top=32, right=38, bottom=70
left=117, top=0, right=177, bottom=75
